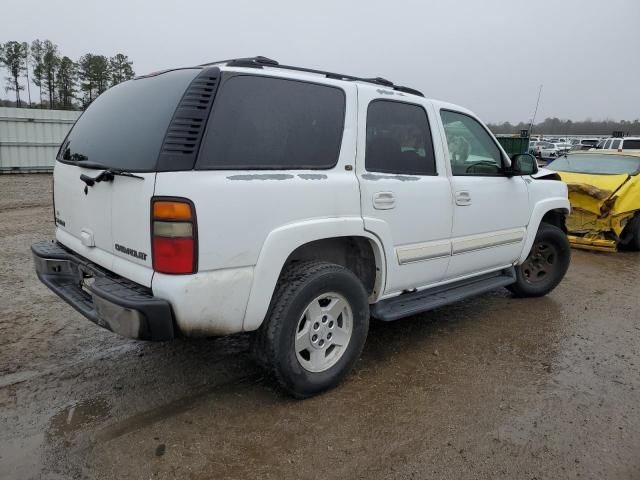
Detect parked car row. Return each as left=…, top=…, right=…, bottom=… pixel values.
left=528, top=140, right=571, bottom=163
left=529, top=136, right=640, bottom=164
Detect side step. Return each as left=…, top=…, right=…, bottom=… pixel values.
left=371, top=268, right=516, bottom=321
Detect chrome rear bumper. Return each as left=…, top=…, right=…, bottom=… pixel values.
left=32, top=240, right=175, bottom=341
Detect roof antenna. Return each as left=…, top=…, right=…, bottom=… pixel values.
left=528, top=84, right=543, bottom=136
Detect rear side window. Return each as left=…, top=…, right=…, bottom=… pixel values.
left=197, top=76, right=345, bottom=169
left=59, top=69, right=200, bottom=171
left=365, top=100, right=436, bottom=175
left=623, top=139, right=640, bottom=149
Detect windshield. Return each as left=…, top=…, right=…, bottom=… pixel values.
left=547, top=153, right=640, bottom=175
left=58, top=68, right=200, bottom=171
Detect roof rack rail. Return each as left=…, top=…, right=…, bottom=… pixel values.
left=200, top=56, right=424, bottom=97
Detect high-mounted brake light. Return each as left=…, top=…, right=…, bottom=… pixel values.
left=151, top=198, right=197, bottom=274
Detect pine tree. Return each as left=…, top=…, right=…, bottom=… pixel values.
left=0, top=41, right=28, bottom=107
left=78, top=53, right=96, bottom=107
left=30, top=39, right=45, bottom=107
left=109, top=53, right=135, bottom=86
left=92, top=55, right=111, bottom=95
left=41, top=40, right=60, bottom=108
left=56, top=56, right=77, bottom=109
left=78, top=54, right=111, bottom=108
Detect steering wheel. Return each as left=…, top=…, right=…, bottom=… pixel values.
left=465, top=161, right=499, bottom=173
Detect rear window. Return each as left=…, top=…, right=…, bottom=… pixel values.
left=59, top=69, right=200, bottom=171
left=197, top=75, right=345, bottom=170
left=623, top=139, right=640, bottom=149
left=547, top=153, right=640, bottom=175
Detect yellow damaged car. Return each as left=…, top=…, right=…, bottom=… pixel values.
left=546, top=151, right=640, bottom=252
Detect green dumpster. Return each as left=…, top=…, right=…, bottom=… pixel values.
left=495, top=134, right=530, bottom=157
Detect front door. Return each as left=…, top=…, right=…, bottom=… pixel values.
left=438, top=109, right=530, bottom=279
left=357, top=91, right=453, bottom=296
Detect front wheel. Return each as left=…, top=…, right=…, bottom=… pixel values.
left=620, top=215, right=640, bottom=251
left=255, top=261, right=370, bottom=398
left=508, top=223, right=571, bottom=297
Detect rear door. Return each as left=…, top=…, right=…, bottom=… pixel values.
left=54, top=68, right=202, bottom=286
left=356, top=89, right=453, bottom=296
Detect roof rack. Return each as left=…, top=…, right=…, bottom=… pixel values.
left=199, top=56, right=424, bottom=97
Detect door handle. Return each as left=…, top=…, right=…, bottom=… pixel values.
left=455, top=190, right=472, bottom=206
left=373, top=191, right=396, bottom=210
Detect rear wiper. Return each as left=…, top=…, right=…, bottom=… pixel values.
left=80, top=168, right=144, bottom=188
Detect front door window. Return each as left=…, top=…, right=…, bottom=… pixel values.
left=440, top=110, right=504, bottom=176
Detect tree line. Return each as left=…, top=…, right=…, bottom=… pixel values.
left=488, top=117, right=640, bottom=136
left=0, top=39, right=135, bottom=110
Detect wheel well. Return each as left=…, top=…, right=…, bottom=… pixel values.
left=282, top=237, right=380, bottom=298
left=541, top=209, right=568, bottom=234
left=620, top=211, right=640, bottom=244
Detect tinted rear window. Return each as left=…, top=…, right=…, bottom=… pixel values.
left=623, top=139, right=640, bottom=149
left=59, top=69, right=200, bottom=171
left=365, top=100, right=436, bottom=175
left=197, top=75, right=345, bottom=169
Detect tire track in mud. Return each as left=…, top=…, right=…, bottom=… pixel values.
left=94, top=372, right=264, bottom=443
left=0, top=202, right=50, bottom=212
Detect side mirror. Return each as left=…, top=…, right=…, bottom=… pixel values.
left=509, top=153, right=538, bottom=176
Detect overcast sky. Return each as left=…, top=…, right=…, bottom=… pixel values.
left=3, top=0, right=639, bottom=123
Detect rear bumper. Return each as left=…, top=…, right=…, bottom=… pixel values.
left=32, top=240, right=175, bottom=341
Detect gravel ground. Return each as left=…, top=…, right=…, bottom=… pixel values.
left=1, top=173, right=639, bottom=479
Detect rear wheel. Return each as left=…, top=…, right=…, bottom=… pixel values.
left=508, top=223, right=570, bottom=297
left=255, top=261, right=369, bottom=398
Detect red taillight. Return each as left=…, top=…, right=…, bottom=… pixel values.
left=151, top=198, right=197, bottom=274
left=153, top=237, right=195, bottom=273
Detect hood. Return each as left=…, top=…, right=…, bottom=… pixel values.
left=556, top=171, right=630, bottom=215
left=531, top=167, right=561, bottom=180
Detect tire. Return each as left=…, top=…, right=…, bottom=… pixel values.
left=620, top=215, right=640, bottom=251
left=255, top=261, right=370, bottom=398
left=508, top=223, right=571, bottom=297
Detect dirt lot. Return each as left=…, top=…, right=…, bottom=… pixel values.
left=1, top=173, right=639, bottom=480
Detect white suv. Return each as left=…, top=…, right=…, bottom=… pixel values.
left=598, top=137, right=640, bottom=152
left=32, top=57, right=571, bottom=397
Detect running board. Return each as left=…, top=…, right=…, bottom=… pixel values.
left=371, top=268, right=516, bottom=321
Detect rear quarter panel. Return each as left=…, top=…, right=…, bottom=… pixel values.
left=152, top=81, right=361, bottom=334
left=153, top=169, right=362, bottom=272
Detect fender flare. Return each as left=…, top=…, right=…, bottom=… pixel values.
left=242, top=217, right=386, bottom=331
left=518, top=197, right=570, bottom=263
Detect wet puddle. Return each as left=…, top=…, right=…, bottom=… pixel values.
left=48, top=397, right=111, bottom=436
